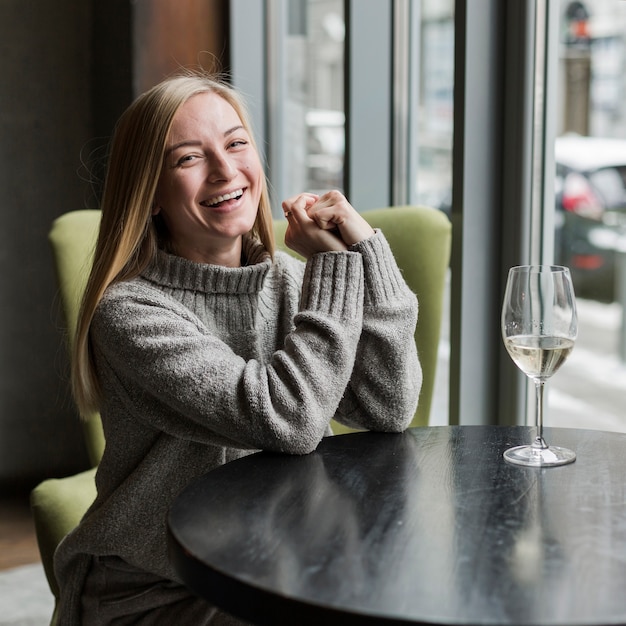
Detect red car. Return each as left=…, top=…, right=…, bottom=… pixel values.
left=555, top=134, right=626, bottom=302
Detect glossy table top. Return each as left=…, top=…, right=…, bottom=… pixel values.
left=167, top=426, right=626, bottom=625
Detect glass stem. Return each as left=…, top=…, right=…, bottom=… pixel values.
left=534, top=380, right=548, bottom=449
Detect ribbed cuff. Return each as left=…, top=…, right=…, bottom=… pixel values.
left=350, top=231, right=411, bottom=306
left=300, top=251, right=364, bottom=318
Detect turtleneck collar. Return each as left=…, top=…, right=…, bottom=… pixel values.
left=141, top=235, right=273, bottom=294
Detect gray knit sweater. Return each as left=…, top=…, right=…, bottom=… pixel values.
left=54, top=230, right=421, bottom=623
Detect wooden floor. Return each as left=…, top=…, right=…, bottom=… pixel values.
left=0, top=492, right=41, bottom=571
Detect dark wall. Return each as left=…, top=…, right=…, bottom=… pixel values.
left=0, top=0, right=94, bottom=490
left=0, top=0, right=227, bottom=492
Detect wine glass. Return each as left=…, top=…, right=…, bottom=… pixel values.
left=501, top=265, right=578, bottom=467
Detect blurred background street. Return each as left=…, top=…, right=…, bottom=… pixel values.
left=550, top=297, right=626, bottom=432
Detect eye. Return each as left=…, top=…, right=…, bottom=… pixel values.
left=228, top=139, right=248, bottom=150
left=176, top=154, right=201, bottom=167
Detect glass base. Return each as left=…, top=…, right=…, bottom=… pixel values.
left=504, top=444, right=576, bottom=467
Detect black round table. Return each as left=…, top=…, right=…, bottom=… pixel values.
left=167, top=426, right=626, bottom=625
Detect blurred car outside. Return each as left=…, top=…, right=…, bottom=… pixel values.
left=554, top=134, right=626, bottom=302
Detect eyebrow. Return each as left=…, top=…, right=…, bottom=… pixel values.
left=165, top=125, right=246, bottom=157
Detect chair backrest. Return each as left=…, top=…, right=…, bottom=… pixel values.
left=50, top=205, right=451, bottom=461
left=274, top=205, right=451, bottom=430
left=49, top=210, right=104, bottom=466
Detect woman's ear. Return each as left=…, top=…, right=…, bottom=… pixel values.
left=151, top=201, right=161, bottom=216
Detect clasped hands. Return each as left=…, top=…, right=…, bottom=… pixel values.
left=282, top=190, right=375, bottom=259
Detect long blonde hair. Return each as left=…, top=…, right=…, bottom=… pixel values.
left=72, top=71, right=275, bottom=416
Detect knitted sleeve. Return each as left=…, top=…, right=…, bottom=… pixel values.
left=334, top=231, right=422, bottom=431
left=91, top=251, right=366, bottom=456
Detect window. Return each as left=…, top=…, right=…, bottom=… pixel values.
left=283, top=1, right=345, bottom=197
left=230, top=0, right=554, bottom=427
left=549, top=0, right=626, bottom=434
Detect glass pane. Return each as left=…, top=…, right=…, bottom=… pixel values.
left=417, top=1, right=455, bottom=425
left=284, top=0, right=345, bottom=197
left=416, top=6, right=454, bottom=216
left=550, top=0, right=626, bottom=433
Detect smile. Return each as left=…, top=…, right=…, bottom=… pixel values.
left=203, top=189, right=244, bottom=207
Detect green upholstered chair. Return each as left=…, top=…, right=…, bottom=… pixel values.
left=31, top=204, right=451, bottom=621
left=47, top=210, right=105, bottom=466
left=30, top=210, right=103, bottom=624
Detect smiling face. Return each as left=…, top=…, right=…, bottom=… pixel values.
left=154, top=91, right=264, bottom=266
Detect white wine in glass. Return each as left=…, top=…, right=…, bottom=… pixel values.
left=502, top=265, right=578, bottom=467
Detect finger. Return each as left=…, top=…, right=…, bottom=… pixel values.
left=307, top=192, right=374, bottom=244
left=307, top=193, right=351, bottom=230
left=282, top=193, right=319, bottom=218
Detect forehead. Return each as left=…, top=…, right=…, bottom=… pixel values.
left=169, top=91, right=243, bottom=137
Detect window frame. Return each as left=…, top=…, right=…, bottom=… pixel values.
left=229, top=0, right=558, bottom=426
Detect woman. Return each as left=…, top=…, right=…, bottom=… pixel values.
left=54, top=70, right=422, bottom=625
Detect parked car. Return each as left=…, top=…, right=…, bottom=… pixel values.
left=555, top=134, right=626, bottom=302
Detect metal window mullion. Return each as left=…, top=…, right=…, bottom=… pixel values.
left=496, top=0, right=536, bottom=426
left=536, top=0, right=559, bottom=266
left=391, top=0, right=420, bottom=207
left=524, top=0, right=560, bottom=425
left=265, top=0, right=288, bottom=215
left=229, top=0, right=267, bottom=165
left=496, top=0, right=559, bottom=427
left=529, top=0, right=557, bottom=266
left=345, top=0, right=392, bottom=211
left=450, top=0, right=507, bottom=426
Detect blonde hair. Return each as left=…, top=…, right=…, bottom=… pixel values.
left=72, top=71, right=275, bottom=416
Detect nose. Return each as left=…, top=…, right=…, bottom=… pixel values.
left=208, top=150, right=236, bottom=183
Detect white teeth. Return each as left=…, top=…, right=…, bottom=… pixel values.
left=206, top=189, right=243, bottom=206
